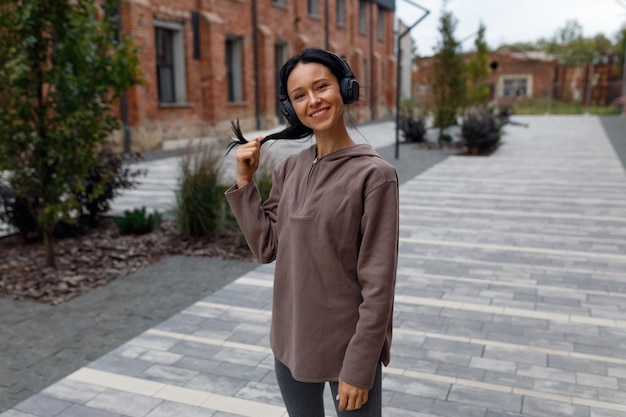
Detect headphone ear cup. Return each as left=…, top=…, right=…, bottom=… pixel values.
left=280, top=99, right=299, bottom=126
left=341, top=78, right=360, bottom=104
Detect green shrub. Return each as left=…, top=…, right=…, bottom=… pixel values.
left=461, top=112, right=503, bottom=155
left=0, top=150, right=142, bottom=240
left=175, top=141, right=225, bottom=237
left=399, top=116, right=427, bottom=143
left=114, top=207, right=161, bottom=235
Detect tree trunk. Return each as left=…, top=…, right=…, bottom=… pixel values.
left=43, top=227, right=56, bottom=268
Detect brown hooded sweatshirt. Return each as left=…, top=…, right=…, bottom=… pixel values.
left=225, top=143, right=398, bottom=389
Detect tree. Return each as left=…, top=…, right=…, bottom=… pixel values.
left=466, top=22, right=490, bottom=107
left=431, top=4, right=466, bottom=143
left=0, top=0, right=142, bottom=268
left=547, top=20, right=595, bottom=65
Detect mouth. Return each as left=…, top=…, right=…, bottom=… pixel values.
left=310, top=107, right=330, bottom=118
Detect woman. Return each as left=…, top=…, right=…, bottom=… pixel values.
left=225, top=47, right=398, bottom=417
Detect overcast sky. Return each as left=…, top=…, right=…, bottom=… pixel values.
left=396, top=0, right=626, bottom=56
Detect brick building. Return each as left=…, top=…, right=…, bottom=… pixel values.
left=555, top=54, right=623, bottom=106
left=114, top=0, right=397, bottom=152
left=411, top=50, right=559, bottom=109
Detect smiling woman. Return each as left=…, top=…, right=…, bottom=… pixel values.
left=224, top=47, right=399, bottom=417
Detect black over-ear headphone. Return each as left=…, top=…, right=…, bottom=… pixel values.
left=279, top=50, right=360, bottom=126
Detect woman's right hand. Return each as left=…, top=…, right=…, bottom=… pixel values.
left=235, top=136, right=262, bottom=188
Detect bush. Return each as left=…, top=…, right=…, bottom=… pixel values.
left=0, top=183, right=39, bottom=239
left=114, top=207, right=161, bottom=235
left=460, top=112, right=503, bottom=155
left=0, top=150, right=142, bottom=240
left=175, top=141, right=225, bottom=237
left=75, top=150, right=144, bottom=228
left=399, top=116, right=427, bottom=143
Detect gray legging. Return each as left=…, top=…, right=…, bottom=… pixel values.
left=274, top=358, right=382, bottom=417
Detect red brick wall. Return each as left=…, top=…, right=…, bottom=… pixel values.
left=412, top=52, right=558, bottom=110
left=117, top=0, right=396, bottom=151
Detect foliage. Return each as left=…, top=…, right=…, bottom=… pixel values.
left=460, top=110, right=504, bottom=155
left=75, top=151, right=145, bottom=228
left=0, top=0, right=142, bottom=267
left=0, top=184, right=39, bottom=240
left=0, top=151, right=142, bottom=239
left=114, top=207, right=161, bottom=235
left=399, top=116, right=427, bottom=143
left=175, top=141, right=226, bottom=237
left=546, top=20, right=595, bottom=65
left=466, top=23, right=490, bottom=106
left=431, top=5, right=466, bottom=143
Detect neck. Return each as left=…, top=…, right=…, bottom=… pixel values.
left=314, top=124, right=355, bottom=158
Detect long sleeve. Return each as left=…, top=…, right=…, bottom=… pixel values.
left=224, top=168, right=283, bottom=264
left=340, top=176, right=399, bottom=388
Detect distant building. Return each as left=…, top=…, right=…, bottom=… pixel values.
left=555, top=54, right=623, bottom=107
left=412, top=49, right=559, bottom=109
left=114, top=0, right=397, bottom=152
left=411, top=48, right=624, bottom=112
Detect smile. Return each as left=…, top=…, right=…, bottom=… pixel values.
left=310, top=108, right=329, bottom=118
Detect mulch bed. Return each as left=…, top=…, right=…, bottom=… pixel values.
left=0, top=218, right=254, bottom=305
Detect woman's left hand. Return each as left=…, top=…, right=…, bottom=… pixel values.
left=336, top=378, right=369, bottom=411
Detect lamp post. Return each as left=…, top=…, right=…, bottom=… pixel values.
left=395, top=0, right=430, bottom=159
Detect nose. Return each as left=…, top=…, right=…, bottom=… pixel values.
left=308, top=91, right=321, bottom=106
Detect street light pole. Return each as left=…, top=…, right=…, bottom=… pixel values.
left=395, top=0, right=430, bottom=159
left=618, top=0, right=626, bottom=116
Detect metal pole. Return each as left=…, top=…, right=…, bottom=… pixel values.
left=395, top=0, right=429, bottom=159
left=622, top=33, right=626, bottom=116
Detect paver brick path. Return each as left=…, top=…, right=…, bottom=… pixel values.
left=2, top=116, right=626, bottom=417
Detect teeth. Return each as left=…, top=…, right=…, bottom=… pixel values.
left=311, top=109, right=327, bottom=117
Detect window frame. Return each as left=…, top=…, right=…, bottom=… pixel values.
left=358, top=0, right=367, bottom=33
left=336, top=0, right=346, bottom=26
left=154, top=20, right=187, bottom=105
left=226, top=37, right=244, bottom=103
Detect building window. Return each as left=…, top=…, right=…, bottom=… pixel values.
left=271, top=0, right=286, bottom=5
left=155, top=21, right=187, bottom=104
left=336, top=0, right=346, bottom=26
left=226, top=37, right=243, bottom=103
left=503, top=78, right=528, bottom=98
left=377, top=6, right=385, bottom=40
left=358, top=0, right=367, bottom=33
left=308, top=0, right=319, bottom=16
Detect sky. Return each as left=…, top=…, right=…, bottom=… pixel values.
left=396, top=0, right=626, bottom=56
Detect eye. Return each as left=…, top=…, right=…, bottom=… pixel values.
left=292, top=93, right=305, bottom=101
left=316, top=83, right=328, bottom=91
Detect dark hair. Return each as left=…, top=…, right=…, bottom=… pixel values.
left=227, top=47, right=356, bottom=154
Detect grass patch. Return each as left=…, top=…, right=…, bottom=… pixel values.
left=512, top=98, right=620, bottom=116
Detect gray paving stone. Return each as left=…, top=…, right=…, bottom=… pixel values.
left=139, top=364, right=199, bottom=386
left=14, top=395, right=72, bottom=417
left=385, top=393, right=434, bottom=412
left=447, top=386, right=522, bottom=414
left=85, top=390, right=162, bottom=417
left=430, top=399, right=488, bottom=417
left=522, top=397, right=590, bottom=417
left=185, top=373, right=248, bottom=397
left=144, top=402, right=211, bottom=417
left=57, top=405, right=123, bottom=417
left=40, top=380, right=106, bottom=405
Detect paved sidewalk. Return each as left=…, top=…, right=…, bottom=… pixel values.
left=3, top=116, right=626, bottom=417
